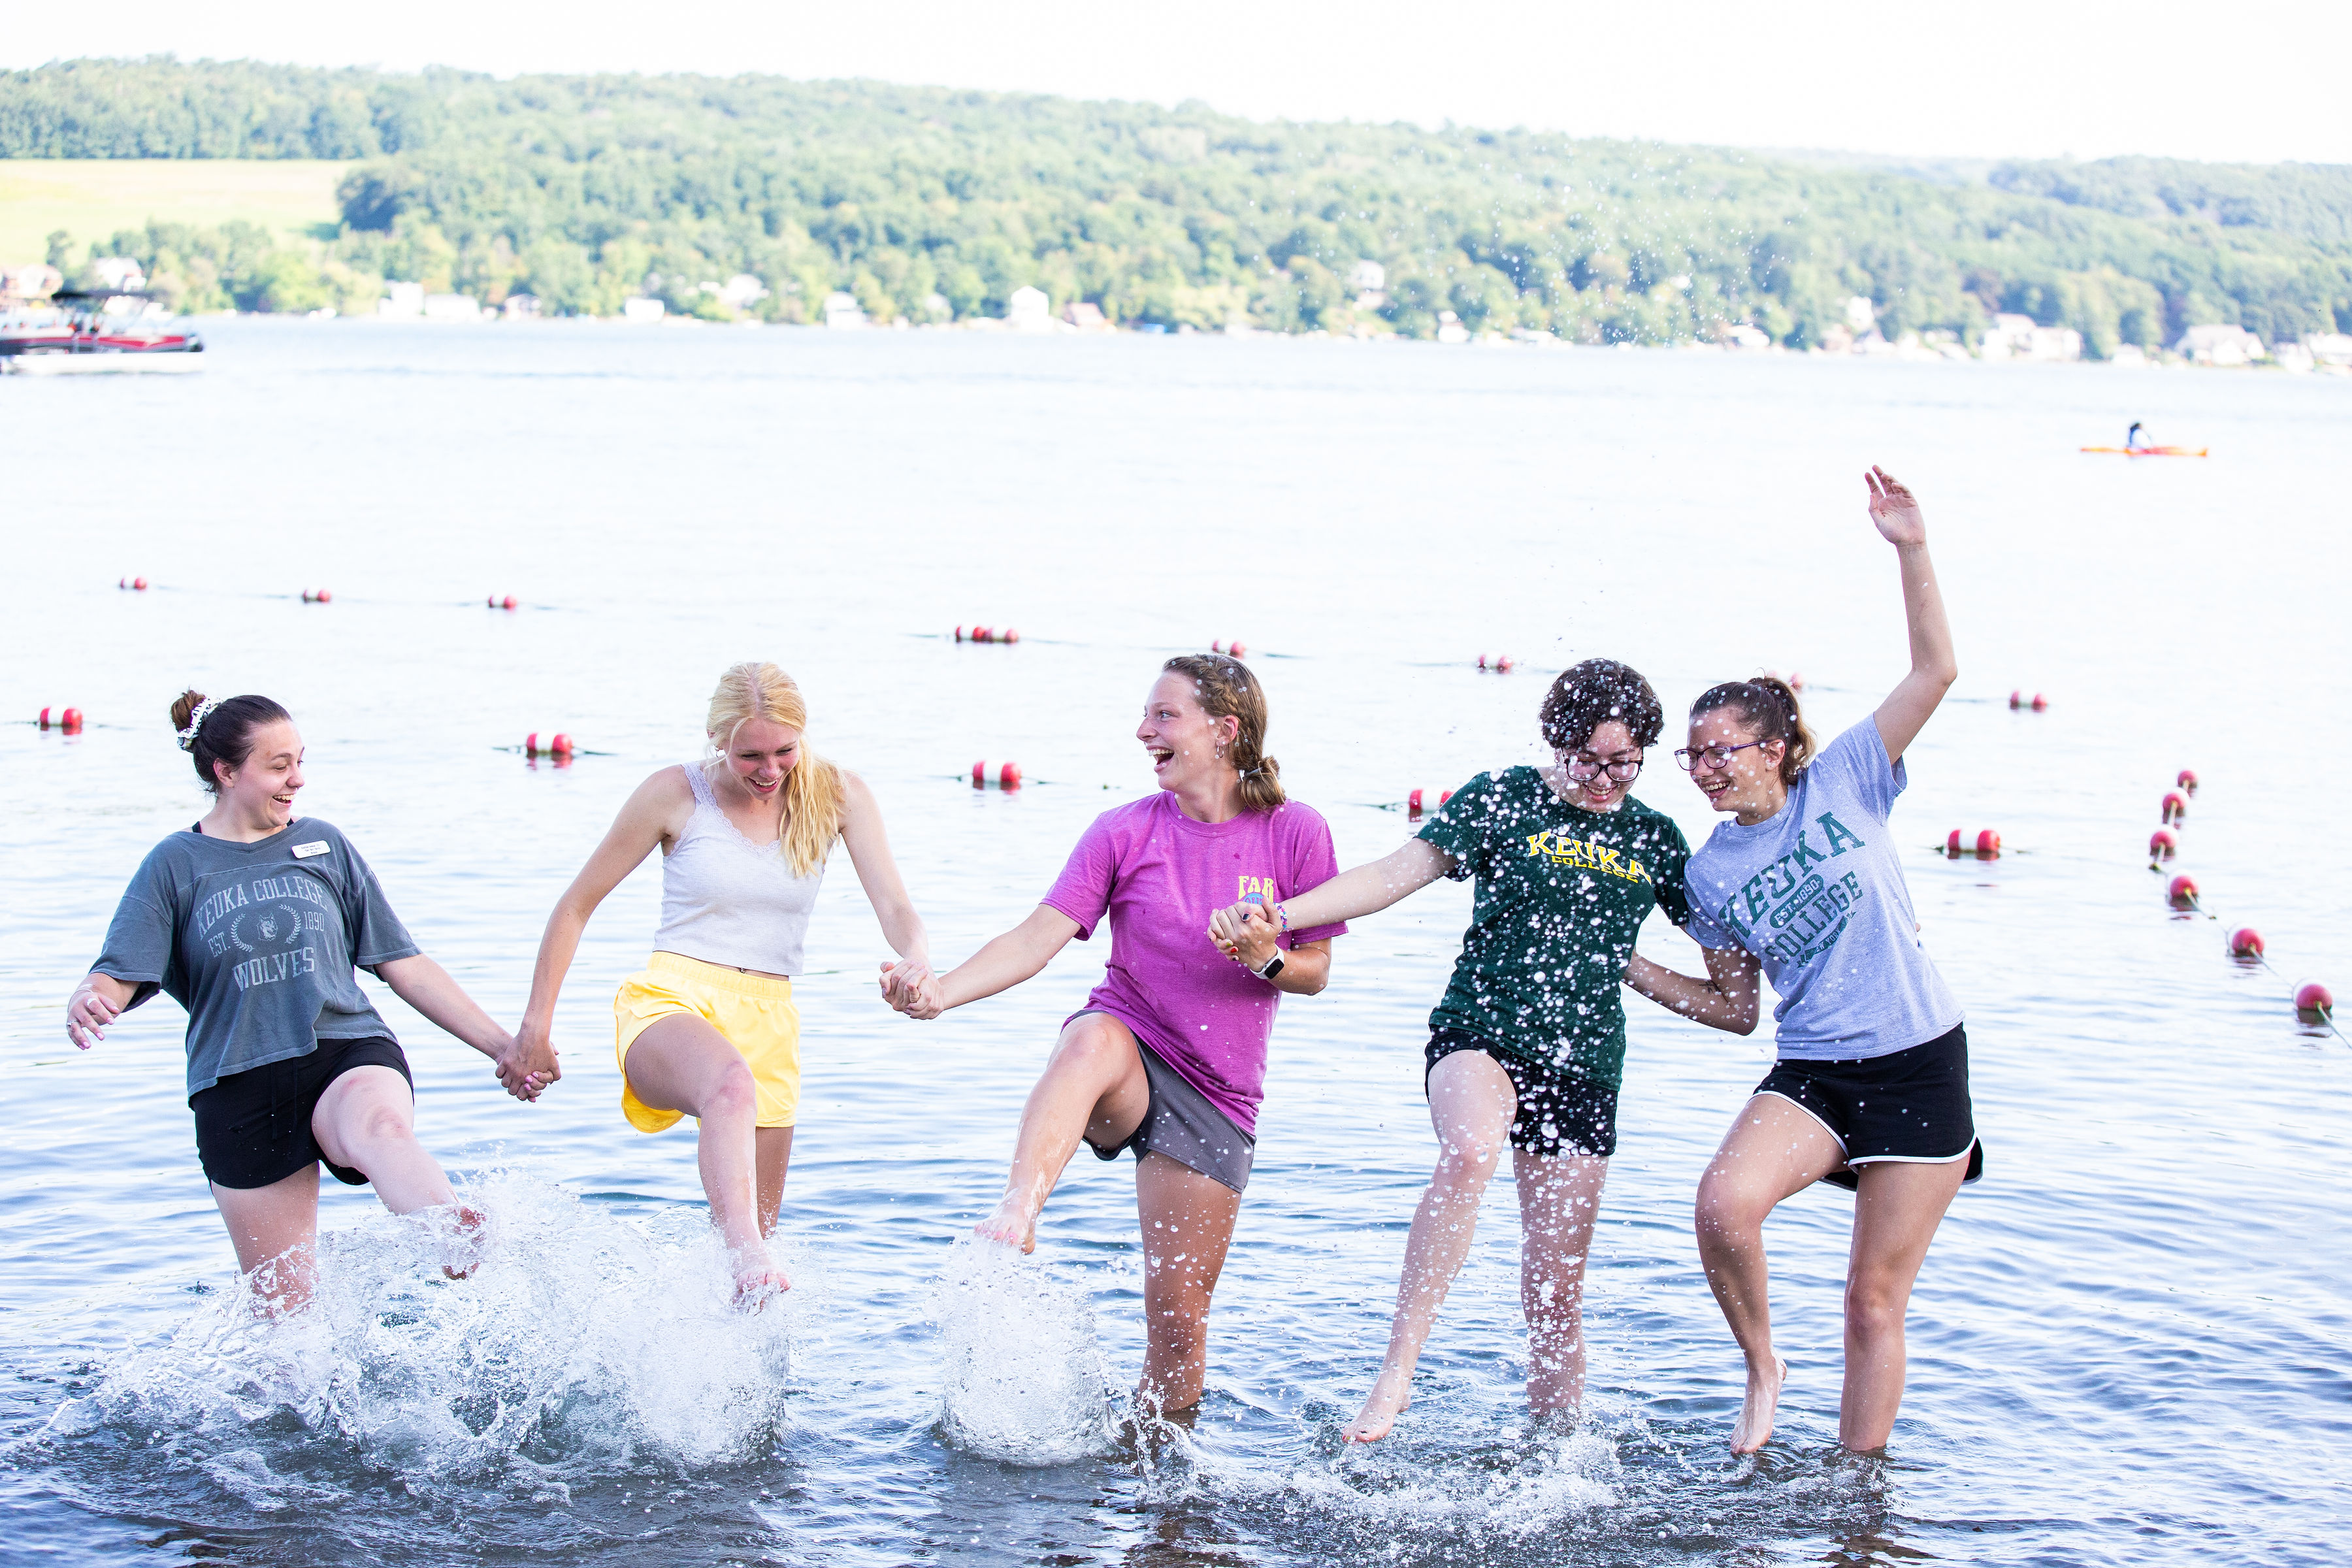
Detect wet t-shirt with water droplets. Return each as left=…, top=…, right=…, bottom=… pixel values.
left=1415, top=768, right=1690, bottom=1088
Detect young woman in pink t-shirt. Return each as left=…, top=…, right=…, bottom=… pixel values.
left=884, top=654, right=1345, bottom=1414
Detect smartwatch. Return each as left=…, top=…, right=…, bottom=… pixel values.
left=1253, top=951, right=1286, bottom=981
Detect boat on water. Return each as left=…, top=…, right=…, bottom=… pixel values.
left=2080, top=445, right=2208, bottom=457
left=0, top=289, right=204, bottom=374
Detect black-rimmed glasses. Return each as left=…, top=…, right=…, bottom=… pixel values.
left=1674, top=740, right=1766, bottom=772
left=1563, top=754, right=1644, bottom=782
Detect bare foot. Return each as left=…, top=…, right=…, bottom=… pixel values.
left=1730, top=1355, right=1786, bottom=1454
left=1341, top=1365, right=1414, bottom=1443
left=732, top=1260, right=791, bottom=1312
left=974, top=1199, right=1037, bottom=1254
left=440, top=1203, right=488, bottom=1281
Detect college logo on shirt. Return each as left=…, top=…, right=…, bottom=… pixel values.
left=1235, top=874, right=1279, bottom=903
left=1522, top=830, right=1653, bottom=885
left=1708, top=811, right=1869, bottom=966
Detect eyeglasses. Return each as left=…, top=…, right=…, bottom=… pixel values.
left=1674, top=740, right=1767, bottom=772
left=1563, top=753, right=1644, bottom=782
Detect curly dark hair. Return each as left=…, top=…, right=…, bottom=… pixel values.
left=1539, top=659, right=1664, bottom=753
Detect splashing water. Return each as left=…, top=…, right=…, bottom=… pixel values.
left=37, top=1173, right=798, bottom=1503
left=929, top=1235, right=1118, bottom=1465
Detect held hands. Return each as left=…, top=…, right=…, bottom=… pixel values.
left=1865, top=465, right=1926, bottom=546
left=65, top=978, right=120, bottom=1050
left=496, top=1024, right=561, bottom=1102
left=879, top=955, right=944, bottom=1021
left=1207, top=901, right=1281, bottom=972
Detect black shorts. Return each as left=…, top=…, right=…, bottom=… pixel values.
left=1755, top=1023, right=1985, bottom=1192
left=189, top=1037, right=414, bottom=1190
left=1075, top=1018, right=1256, bottom=1194
left=1424, top=1029, right=1618, bottom=1158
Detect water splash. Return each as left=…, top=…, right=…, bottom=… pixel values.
left=39, top=1172, right=797, bottom=1499
left=928, top=1235, right=1117, bottom=1465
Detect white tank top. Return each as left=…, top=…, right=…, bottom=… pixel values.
left=652, top=762, right=826, bottom=975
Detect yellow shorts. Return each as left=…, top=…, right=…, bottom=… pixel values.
left=613, top=951, right=801, bottom=1133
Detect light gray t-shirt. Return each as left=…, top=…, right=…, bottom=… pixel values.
left=1683, top=719, right=1962, bottom=1060
left=93, top=818, right=419, bottom=1096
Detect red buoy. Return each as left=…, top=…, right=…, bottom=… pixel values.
left=2227, top=926, right=2264, bottom=958
left=489, top=594, right=517, bottom=610
left=1212, top=640, right=1248, bottom=659
left=2031, top=693, right=2048, bottom=711
left=998, top=761, right=1022, bottom=788
left=38, top=707, right=52, bottom=729
left=131, top=576, right=148, bottom=591
left=971, top=759, right=1021, bottom=789
left=2149, top=827, right=2178, bottom=862
left=1477, top=653, right=1515, bottom=673
left=525, top=732, right=540, bottom=756
left=2295, top=981, right=2334, bottom=1019
left=2166, top=873, right=2199, bottom=909
left=1946, top=828, right=1963, bottom=855
left=1975, top=828, right=2002, bottom=856
left=549, top=733, right=574, bottom=757
left=302, top=588, right=333, bottom=604
left=2008, top=690, right=2025, bottom=710
left=1408, top=787, right=1455, bottom=816
left=60, top=707, right=83, bottom=733
left=2176, top=768, right=2198, bottom=794
left=1000, top=628, right=1021, bottom=644
left=2161, top=792, right=2188, bottom=825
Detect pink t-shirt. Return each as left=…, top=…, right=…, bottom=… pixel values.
left=1043, top=792, right=1347, bottom=1135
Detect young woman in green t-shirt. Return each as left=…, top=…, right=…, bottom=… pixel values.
left=1210, top=659, right=1691, bottom=1442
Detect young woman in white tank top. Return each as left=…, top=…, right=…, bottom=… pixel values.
left=514, top=662, right=930, bottom=1305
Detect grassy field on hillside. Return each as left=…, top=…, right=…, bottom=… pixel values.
left=0, top=159, right=348, bottom=269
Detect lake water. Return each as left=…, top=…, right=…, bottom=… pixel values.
left=3, top=320, right=2347, bottom=1567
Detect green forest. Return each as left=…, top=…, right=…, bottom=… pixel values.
left=6, top=57, right=2349, bottom=351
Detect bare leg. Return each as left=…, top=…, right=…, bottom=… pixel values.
left=210, top=1164, right=323, bottom=1315
left=1514, top=1150, right=1609, bottom=1421
left=1693, top=1095, right=1848, bottom=1453
left=312, top=1064, right=484, bottom=1277
left=975, top=1014, right=1151, bottom=1252
left=621, top=1014, right=787, bottom=1305
left=1132, top=1152, right=1243, bottom=1414
left=755, top=1126, right=795, bottom=1238
left=1838, top=1157, right=1967, bottom=1452
left=1342, top=1051, right=1518, bottom=1443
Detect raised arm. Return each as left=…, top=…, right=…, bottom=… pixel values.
left=894, top=904, right=1083, bottom=1019
left=514, top=768, right=682, bottom=1075
left=838, top=771, right=932, bottom=997
left=1624, top=946, right=1762, bottom=1035
left=1865, top=466, right=1957, bottom=766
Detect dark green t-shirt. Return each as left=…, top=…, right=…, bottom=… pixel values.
left=1414, top=767, right=1691, bottom=1087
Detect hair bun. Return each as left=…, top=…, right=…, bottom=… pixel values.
left=169, top=688, right=208, bottom=732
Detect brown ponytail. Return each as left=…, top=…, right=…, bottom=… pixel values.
left=1690, top=677, right=1816, bottom=785
left=170, top=689, right=292, bottom=793
left=1160, top=653, right=1286, bottom=813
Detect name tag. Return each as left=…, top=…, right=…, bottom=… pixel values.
left=292, top=841, right=332, bottom=859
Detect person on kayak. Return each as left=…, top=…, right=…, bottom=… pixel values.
left=2125, top=421, right=2148, bottom=450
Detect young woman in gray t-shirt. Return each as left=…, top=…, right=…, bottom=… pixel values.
left=65, top=691, right=540, bottom=1315
left=1625, top=467, right=1978, bottom=1458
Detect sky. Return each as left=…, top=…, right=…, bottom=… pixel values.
left=8, top=0, right=2349, bottom=165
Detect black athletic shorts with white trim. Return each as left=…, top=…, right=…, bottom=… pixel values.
left=1754, top=1022, right=1984, bottom=1191
left=1424, top=1028, right=1618, bottom=1158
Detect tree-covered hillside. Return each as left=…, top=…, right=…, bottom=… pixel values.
left=6, top=57, right=2348, bottom=351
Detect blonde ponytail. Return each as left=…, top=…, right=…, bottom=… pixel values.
left=704, top=662, right=845, bottom=876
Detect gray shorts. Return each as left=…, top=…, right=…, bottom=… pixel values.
left=1073, top=1013, right=1256, bottom=1194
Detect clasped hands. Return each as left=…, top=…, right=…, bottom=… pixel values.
left=877, top=953, right=944, bottom=1020
left=1207, top=900, right=1281, bottom=973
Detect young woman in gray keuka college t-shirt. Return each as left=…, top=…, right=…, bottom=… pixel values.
left=65, top=691, right=543, bottom=1314
left=1626, top=468, right=1981, bottom=1459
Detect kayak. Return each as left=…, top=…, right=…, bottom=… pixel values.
left=2080, top=445, right=2208, bottom=457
